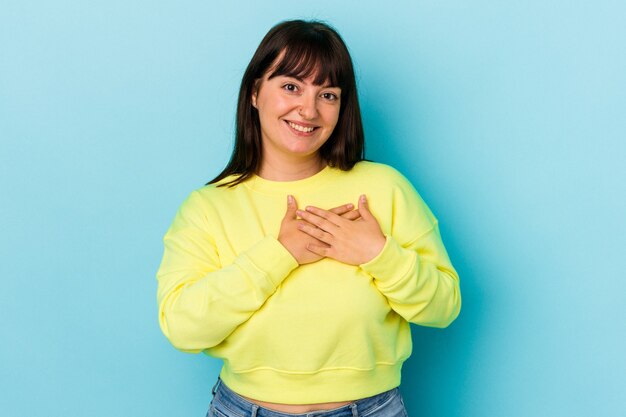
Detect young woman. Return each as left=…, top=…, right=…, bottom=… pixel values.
left=156, top=20, right=461, bottom=417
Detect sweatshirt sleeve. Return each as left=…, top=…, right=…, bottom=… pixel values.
left=156, top=190, right=299, bottom=353
left=359, top=171, right=461, bottom=328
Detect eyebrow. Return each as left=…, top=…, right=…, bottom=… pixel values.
left=279, top=74, right=339, bottom=89
left=286, top=74, right=305, bottom=83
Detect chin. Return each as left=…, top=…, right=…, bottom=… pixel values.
left=282, top=141, right=325, bottom=156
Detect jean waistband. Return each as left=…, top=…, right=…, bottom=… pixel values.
left=211, top=378, right=399, bottom=417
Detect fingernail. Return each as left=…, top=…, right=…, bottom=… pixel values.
left=360, top=194, right=366, bottom=202
left=296, top=209, right=303, bottom=216
left=288, top=195, right=294, bottom=203
left=346, top=204, right=353, bottom=209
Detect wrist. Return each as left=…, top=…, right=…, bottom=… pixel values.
left=361, top=235, right=386, bottom=264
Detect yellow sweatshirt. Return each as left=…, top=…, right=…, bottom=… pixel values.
left=156, top=161, right=461, bottom=403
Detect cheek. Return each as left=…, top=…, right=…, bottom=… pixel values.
left=258, top=95, right=293, bottom=117
left=325, top=107, right=341, bottom=129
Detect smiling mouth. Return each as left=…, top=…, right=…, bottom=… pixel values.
left=286, top=121, right=318, bottom=133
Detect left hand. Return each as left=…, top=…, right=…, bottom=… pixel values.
left=296, top=194, right=386, bottom=265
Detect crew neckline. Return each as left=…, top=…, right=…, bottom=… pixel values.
left=244, top=165, right=335, bottom=195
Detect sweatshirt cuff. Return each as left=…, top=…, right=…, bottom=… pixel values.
left=359, top=235, right=416, bottom=287
left=240, top=236, right=299, bottom=288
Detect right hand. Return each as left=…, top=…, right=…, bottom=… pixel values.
left=278, top=195, right=359, bottom=264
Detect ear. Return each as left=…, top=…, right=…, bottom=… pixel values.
left=251, top=79, right=260, bottom=108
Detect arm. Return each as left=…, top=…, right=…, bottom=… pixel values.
left=298, top=169, right=461, bottom=328
left=156, top=192, right=359, bottom=353
left=361, top=170, right=461, bottom=328
left=359, top=223, right=461, bottom=328
left=156, top=191, right=299, bottom=353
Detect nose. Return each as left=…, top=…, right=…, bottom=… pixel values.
left=298, top=93, right=318, bottom=120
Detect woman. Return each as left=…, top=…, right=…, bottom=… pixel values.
left=156, top=20, right=461, bottom=417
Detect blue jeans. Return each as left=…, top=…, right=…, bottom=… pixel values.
left=207, top=378, right=409, bottom=417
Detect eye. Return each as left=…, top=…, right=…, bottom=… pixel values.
left=321, top=92, right=339, bottom=102
left=282, top=83, right=299, bottom=93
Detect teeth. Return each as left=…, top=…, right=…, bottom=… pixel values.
left=288, top=121, right=315, bottom=133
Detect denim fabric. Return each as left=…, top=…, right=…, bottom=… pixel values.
left=207, top=378, right=409, bottom=417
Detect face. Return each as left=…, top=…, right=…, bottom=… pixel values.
left=251, top=70, right=341, bottom=164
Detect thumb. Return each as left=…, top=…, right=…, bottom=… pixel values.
left=285, top=195, right=298, bottom=219
left=358, top=194, right=373, bottom=220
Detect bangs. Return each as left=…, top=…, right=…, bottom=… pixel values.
left=267, top=40, right=347, bottom=88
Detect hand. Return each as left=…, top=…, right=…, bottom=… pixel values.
left=296, top=194, right=386, bottom=265
left=278, top=195, right=361, bottom=264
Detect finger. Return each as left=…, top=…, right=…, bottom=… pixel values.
left=297, top=209, right=341, bottom=232
left=284, top=195, right=298, bottom=219
left=358, top=194, right=373, bottom=220
left=329, top=203, right=354, bottom=216
left=297, top=222, right=334, bottom=244
left=304, top=206, right=344, bottom=227
left=340, top=210, right=361, bottom=220
left=306, top=243, right=330, bottom=257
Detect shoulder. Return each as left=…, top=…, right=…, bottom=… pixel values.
left=173, top=176, right=244, bottom=223
left=350, top=161, right=437, bottom=227
left=192, top=175, right=245, bottom=202
left=348, top=161, right=415, bottom=189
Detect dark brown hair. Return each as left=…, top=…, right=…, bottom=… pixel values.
left=208, top=19, right=365, bottom=187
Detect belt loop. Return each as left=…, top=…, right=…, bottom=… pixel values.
left=211, top=377, right=221, bottom=396
left=350, top=403, right=358, bottom=417
left=250, top=404, right=259, bottom=417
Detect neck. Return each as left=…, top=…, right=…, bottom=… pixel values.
left=258, top=153, right=326, bottom=181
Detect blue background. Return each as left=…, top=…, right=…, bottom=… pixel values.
left=1, top=1, right=625, bottom=416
